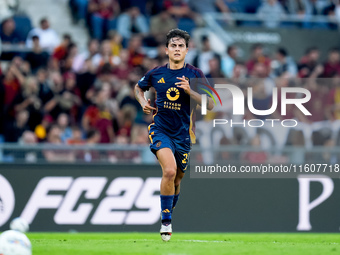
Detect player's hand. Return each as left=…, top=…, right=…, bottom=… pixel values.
left=175, top=75, right=190, bottom=95
left=142, top=99, right=156, bottom=114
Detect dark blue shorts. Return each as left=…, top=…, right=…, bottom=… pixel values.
left=148, top=124, right=191, bottom=172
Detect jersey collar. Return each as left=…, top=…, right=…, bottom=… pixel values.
left=167, top=62, right=187, bottom=69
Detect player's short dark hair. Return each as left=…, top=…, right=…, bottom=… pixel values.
left=166, top=28, right=190, bottom=48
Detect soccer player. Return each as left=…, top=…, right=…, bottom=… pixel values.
left=134, top=29, right=214, bottom=241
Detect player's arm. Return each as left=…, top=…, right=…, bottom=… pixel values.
left=176, top=76, right=214, bottom=110
left=134, top=84, right=156, bottom=114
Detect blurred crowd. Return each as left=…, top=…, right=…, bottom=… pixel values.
left=197, top=42, right=340, bottom=164
left=68, top=0, right=340, bottom=35
left=0, top=0, right=339, bottom=163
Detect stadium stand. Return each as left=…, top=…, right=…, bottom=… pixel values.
left=1, top=0, right=340, bottom=164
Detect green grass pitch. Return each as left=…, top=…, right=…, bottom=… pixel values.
left=26, top=233, right=339, bottom=255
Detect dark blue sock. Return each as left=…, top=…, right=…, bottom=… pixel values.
left=160, top=195, right=174, bottom=223
left=172, top=193, right=180, bottom=212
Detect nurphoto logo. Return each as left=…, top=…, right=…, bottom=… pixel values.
left=200, top=84, right=311, bottom=128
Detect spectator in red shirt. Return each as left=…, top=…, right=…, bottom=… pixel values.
left=52, top=34, right=73, bottom=70
left=323, top=48, right=340, bottom=78
left=82, top=88, right=115, bottom=143
left=298, top=47, right=323, bottom=78
left=62, top=72, right=82, bottom=122
left=2, top=63, right=25, bottom=117
left=113, top=49, right=132, bottom=80
left=127, top=35, right=145, bottom=67
left=61, top=43, right=78, bottom=73
left=246, top=44, right=271, bottom=76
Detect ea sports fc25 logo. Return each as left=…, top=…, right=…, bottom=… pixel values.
left=166, top=87, right=180, bottom=101
left=0, top=175, right=15, bottom=228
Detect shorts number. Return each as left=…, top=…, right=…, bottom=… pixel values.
left=182, top=153, right=189, bottom=164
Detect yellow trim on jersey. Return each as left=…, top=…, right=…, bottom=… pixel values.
left=152, top=91, right=158, bottom=119
left=148, top=124, right=155, bottom=143
left=153, top=106, right=158, bottom=118
left=148, top=128, right=155, bottom=144
left=148, top=123, right=155, bottom=132
left=189, top=109, right=196, bottom=144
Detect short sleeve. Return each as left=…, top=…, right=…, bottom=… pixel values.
left=138, top=69, right=153, bottom=91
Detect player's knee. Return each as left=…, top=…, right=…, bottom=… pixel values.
left=163, top=167, right=176, bottom=181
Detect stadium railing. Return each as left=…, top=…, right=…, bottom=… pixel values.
left=206, top=13, right=338, bottom=25
left=0, top=143, right=339, bottom=165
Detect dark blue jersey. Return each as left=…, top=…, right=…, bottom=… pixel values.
left=138, top=63, right=207, bottom=144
